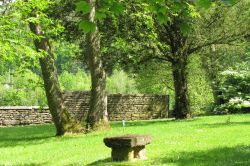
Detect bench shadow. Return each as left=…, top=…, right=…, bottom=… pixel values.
left=85, top=158, right=135, bottom=166
left=151, top=145, right=250, bottom=166
left=85, top=158, right=112, bottom=166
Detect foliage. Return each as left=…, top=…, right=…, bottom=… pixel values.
left=0, top=70, right=47, bottom=106
left=53, top=41, right=83, bottom=74
left=1, top=114, right=250, bottom=165
left=0, top=69, right=141, bottom=106
left=220, top=70, right=250, bottom=101
left=135, top=62, right=171, bottom=94
left=188, top=55, right=214, bottom=115
left=59, top=69, right=139, bottom=94
left=134, top=56, right=214, bottom=115
left=213, top=69, right=250, bottom=114
left=59, top=69, right=91, bottom=91
left=0, top=1, right=40, bottom=72
left=107, top=70, right=138, bottom=94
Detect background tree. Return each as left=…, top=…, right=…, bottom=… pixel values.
left=144, top=0, right=250, bottom=119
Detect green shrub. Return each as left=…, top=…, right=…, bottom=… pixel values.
left=107, top=70, right=138, bottom=94
left=213, top=70, right=250, bottom=114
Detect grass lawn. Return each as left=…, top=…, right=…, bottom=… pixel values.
left=0, top=114, right=250, bottom=166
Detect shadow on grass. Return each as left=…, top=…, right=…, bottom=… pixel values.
left=111, top=118, right=198, bottom=128
left=0, top=162, right=47, bottom=166
left=85, top=158, right=112, bottom=166
left=0, top=124, right=55, bottom=148
left=151, top=145, right=250, bottom=166
left=85, top=158, right=138, bottom=166
left=202, top=121, right=250, bottom=128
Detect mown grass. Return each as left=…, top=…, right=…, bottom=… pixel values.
left=0, top=114, right=250, bottom=166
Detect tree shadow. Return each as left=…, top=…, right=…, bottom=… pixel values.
left=151, top=145, right=250, bottom=166
left=111, top=118, right=193, bottom=128
left=0, top=124, right=55, bottom=148
left=202, top=121, right=250, bottom=128
left=0, top=162, right=47, bottom=166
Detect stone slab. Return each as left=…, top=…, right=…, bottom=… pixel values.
left=104, top=134, right=152, bottom=148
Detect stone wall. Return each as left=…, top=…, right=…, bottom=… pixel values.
left=0, top=106, right=51, bottom=126
left=63, top=91, right=169, bottom=121
left=0, top=92, right=169, bottom=126
left=108, top=94, right=168, bottom=121
left=62, top=91, right=90, bottom=121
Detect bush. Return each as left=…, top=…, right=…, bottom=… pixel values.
left=107, top=70, right=138, bottom=94
left=212, top=70, right=250, bottom=114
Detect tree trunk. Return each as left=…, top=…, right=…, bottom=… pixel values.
left=85, top=0, right=109, bottom=131
left=172, top=57, right=190, bottom=119
left=29, top=18, right=83, bottom=136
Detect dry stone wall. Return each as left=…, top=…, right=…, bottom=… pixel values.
left=0, top=106, right=51, bottom=126
left=107, top=94, right=169, bottom=121
left=0, top=91, right=169, bottom=126
left=62, top=91, right=90, bottom=121
left=63, top=91, right=169, bottom=121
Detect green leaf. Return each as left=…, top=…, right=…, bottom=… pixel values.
left=158, top=6, right=167, bottom=15
left=79, top=20, right=96, bottom=33
left=110, top=3, right=124, bottom=15
left=96, top=11, right=106, bottom=21
left=180, top=22, right=191, bottom=35
left=157, top=13, right=169, bottom=25
left=76, top=1, right=91, bottom=14
left=196, top=0, right=212, bottom=9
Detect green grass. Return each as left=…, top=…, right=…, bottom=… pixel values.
left=1, top=114, right=250, bottom=166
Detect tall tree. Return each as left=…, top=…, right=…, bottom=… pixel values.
left=77, top=0, right=110, bottom=131
left=109, top=0, right=249, bottom=119
left=85, top=0, right=109, bottom=131
left=146, top=0, right=250, bottom=119
left=22, top=0, right=83, bottom=135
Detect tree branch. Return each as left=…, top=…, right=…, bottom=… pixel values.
left=187, top=32, right=247, bottom=54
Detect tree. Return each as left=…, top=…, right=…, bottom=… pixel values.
left=21, top=0, right=83, bottom=136
left=102, top=0, right=248, bottom=119
left=77, top=0, right=111, bottom=131
left=145, top=0, right=249, bottom=119
left=198, top=2, right=250, bottom=106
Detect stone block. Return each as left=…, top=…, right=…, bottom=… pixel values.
left=104, top=135, right=152, bottom=161
left=3, top=120, right=20, bottom=125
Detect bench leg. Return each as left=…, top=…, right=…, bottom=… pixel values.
left=111, top=147, right=134, bottom=161
left=134, top=146, right=147, bottom=160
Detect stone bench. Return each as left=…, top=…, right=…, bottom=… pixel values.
left=103, top=134, right=152, bottom=161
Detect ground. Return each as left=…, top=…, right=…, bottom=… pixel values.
left=0, top=114, right=250, bottom=166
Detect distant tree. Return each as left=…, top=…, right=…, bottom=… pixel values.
left=144, top=0, right=250, bottom=119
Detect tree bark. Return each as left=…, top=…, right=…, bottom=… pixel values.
left=172, top=57, right=190, bottom=119
left=85, top=0, right=109, bottom=131
left=29, top=18, right=83, bottom=136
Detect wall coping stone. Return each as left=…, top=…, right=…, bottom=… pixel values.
left=0, top=106, right=49, bottom=110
